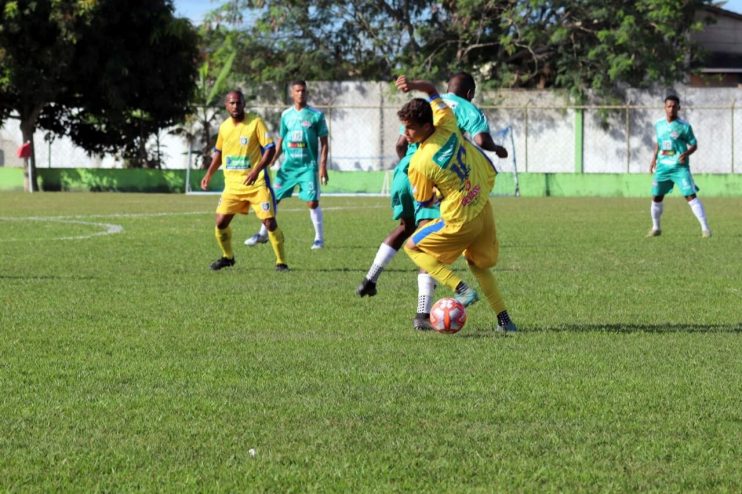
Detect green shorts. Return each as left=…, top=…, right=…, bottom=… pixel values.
left=273, top=161, right=319, bottom=202
left=390, top=157, right=439, bottom=224
left=652, top=165, right=699, bottom=197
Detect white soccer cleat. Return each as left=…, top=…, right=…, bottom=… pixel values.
left=645, top=229, right=661, bottom=238
left=311, top=240, right=324, bottom=250
left=245, top=233, right=268, bottom=246
left=702, top=229, right=712, bottom=238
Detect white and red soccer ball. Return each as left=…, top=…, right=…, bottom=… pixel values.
left=430, top=297, right=467, bottom=334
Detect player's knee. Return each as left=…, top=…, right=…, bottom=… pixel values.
left=308, top=201, right=319, bottom=209
left=264, top=218, right=278, bottom=231
left=684, top=194, right=696, bottom=201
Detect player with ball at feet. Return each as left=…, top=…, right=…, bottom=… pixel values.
left=395, top=75, right=517, bottom=333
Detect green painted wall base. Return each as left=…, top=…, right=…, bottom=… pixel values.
left=1, top=167, right=740, bottom=197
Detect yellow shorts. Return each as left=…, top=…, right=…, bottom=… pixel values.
left=409, top=201, right=499, bottom=269
left=216, top=188, right=276, bottom=220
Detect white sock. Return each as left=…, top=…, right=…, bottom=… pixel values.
left=417, top=273, right=436, bottom=315
left=365, top=243, right=397, bottom=282
left=258, top=223, right=268, bottom=237
left=310, top=207, right=323, bottom=242
left=651, top=201, right=663, bottom=231
left=688, top=198, right=710, bottom=231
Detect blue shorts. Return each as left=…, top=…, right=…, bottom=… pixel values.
left=652, top=165, right=699, bottom=197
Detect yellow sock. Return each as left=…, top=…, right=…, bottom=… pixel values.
left=404, top=246, right=460, bottom=291
left=268, top=226, right=286, bottom=265
left=214, top=226, right=233, bottom=259
left=470, top=264, right=506, bottom=314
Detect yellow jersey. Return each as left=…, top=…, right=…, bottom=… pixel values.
left=408, top=96, right=497, bottom=225
left=215, top=113, right=275, bottom=194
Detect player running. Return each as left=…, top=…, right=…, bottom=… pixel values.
left=245, top=80, right=330, bottom=249
left=201, top=89, right=288, bottom=272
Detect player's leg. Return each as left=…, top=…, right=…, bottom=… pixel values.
left=249, top=187, right=288, bottom=271
left=404, top=219, right=474, bottom=305
left=296, top=168, right=323, bottom=249
left=464, top=205, right=516, bottom=332
left=676, top=169, right=711, bottom=237
left=413, top=270, right=436, bottom=331
left=308, top=200, right=323, bottom=249
left=357, top=166, right=419, bottom=296
left=245, top=168, right=291, bottom=246
left=357, top=218, right=416, bottom=297
left=648, top=172, right=672, bottom=237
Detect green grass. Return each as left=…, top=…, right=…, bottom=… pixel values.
left=1, top=192, right=740, bottom=492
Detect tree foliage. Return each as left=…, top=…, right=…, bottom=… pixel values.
left=211, top=0, right=713, bottom=96
left=0, top=0, right=199, bottom=188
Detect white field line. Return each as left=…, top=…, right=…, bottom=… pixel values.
left=0, top=204, right=386, bottom=242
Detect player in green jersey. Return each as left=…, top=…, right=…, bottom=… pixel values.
left=357, top=73, right=510, bottom=331
left=245, top=80, right=330, bottom=249
left=648, top=95, right=711, bottom=238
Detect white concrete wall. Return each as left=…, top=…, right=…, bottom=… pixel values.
left=1, top=83, right=740, bottom=174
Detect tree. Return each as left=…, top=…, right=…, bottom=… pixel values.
left=0, top=0, right=199, bottom=190
left=212, top=0, right=714, bottom=97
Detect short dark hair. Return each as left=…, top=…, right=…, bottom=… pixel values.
left=290, top=80, right=307, bottom=89
left=664, top=94, right=680, bottom=104
left=398, top=98, right=433, bottom=126
left=448, top=72, right=476, bottom=95
left=226, top=89, right=244, bottom=102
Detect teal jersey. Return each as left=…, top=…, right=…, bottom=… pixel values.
left=279, top=106, right=329, bottom=167
left=441, top=93, right=491, bottom=138
left=654, top=117, right=696, bottom=168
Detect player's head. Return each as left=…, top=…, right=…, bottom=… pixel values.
left=398, top=98, right=434, bottom=144
left=225, top=89, right=245, bottom=120
left=447, top=72, right=476, bottom=101
left=664, top=94, right=680, bottom=120
left=291, top=80, right=308, bottom=107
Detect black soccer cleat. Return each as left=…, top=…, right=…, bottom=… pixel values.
left=275, top=263, right=290, bottom=272
left=356, top=278, right=377, bottom=297
left=413, top=313, right=433, bottom=331
left=210, top=257, right=235, bottom=271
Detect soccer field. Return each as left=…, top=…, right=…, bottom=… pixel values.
left=1, top=192, right=740, bottom=492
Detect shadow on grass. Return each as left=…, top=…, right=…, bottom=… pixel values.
left=524, top=323, right=742, bottom=333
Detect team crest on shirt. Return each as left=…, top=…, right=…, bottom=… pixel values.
left=240, top=136, right=248, bottom=145
left=261, top=202, right=270, bottom=211
left=301, top=120, right=311, bottom=128
left=670, top=131, right=679, bottom=139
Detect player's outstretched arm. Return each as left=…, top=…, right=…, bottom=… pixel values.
left=395, top=76, right=438, bottom=98
left=201, top=150, right=222, bottom=190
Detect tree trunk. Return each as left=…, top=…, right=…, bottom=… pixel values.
left=20, top=119, right=39, bottom=192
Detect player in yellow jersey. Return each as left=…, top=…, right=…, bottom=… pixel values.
left=201, top=90, right=288, bottom=271
left=395, top=76, right=517, bottom=332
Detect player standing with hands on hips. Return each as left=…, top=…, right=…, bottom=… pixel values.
left=245, top=80, right=330, bottom=249
left=647, top=95, right=711, bottom=238
left=395, top=75, right=517, bottom=333
left=201, top=89, right=289, bottom=271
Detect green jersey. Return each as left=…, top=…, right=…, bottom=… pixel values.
left=441, top=92, right=491, bottom=139
left=279, top=106, right=329, bottom=168
left=654, top=117, right=697, bottom=168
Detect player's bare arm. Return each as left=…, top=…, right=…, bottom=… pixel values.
left=319, top=135, right=329, bottom=185
left=679, top=144, right=697, bottom=164
left=395, top=76, right=438, bottom=98
left=270, top=137, right=284, bottom=168
left=473, top=132, right=508, bottom=158
left=649, top=143, right=658, bottom=173
left=201, top=150, right=222, bottom=190
left=245, top=146, right=276, bottom=185
left=395, top=135, right=409, bottom=159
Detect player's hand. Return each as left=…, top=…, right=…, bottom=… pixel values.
left=244, top=169, right=259, bottom=186
left=494, top=145, right=508, bottom=159
left=395, top=75, right=411, bottom=93
left=200, top=175, right=210, bottom=190
left=320, top=170, right=328, bottom=186
left=649, top=161, right=656, bottom=174
left=678, top=153, right=687, bottom=164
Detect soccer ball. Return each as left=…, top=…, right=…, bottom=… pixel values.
left=430, top=298, right=467, bottom=334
